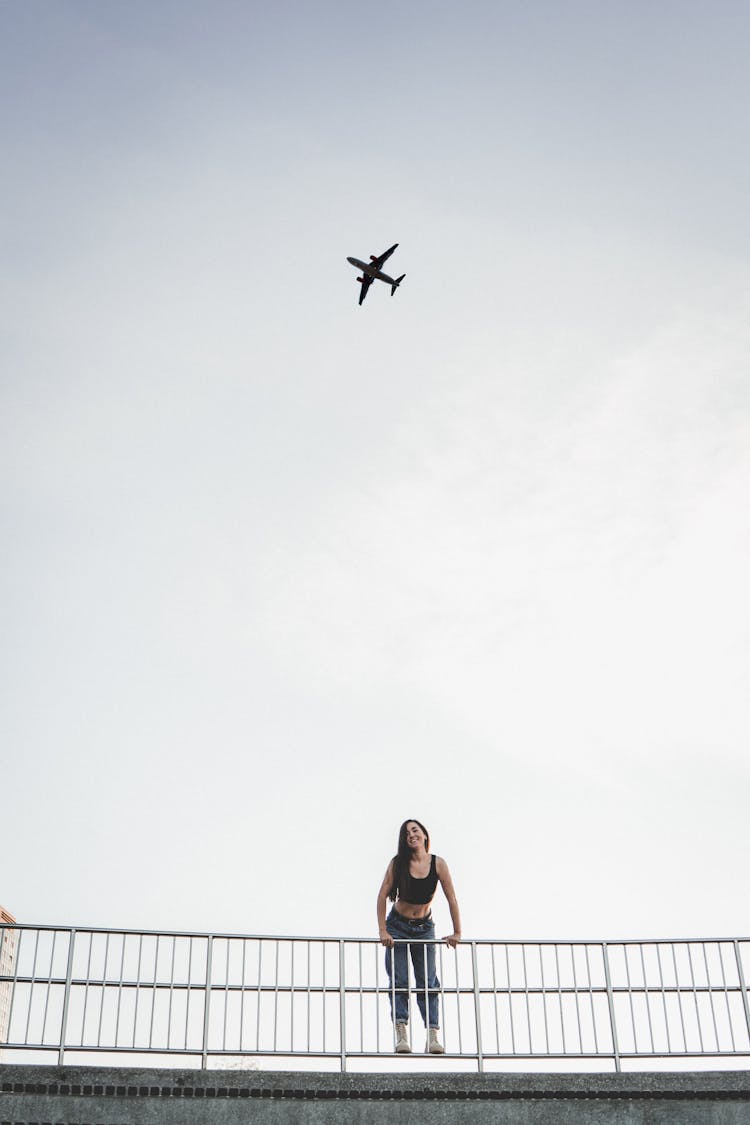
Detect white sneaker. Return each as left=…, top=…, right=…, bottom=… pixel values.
left=395, top=1024, right=411, bottom=1053
left=428, top=1028, right=444, bottom=1054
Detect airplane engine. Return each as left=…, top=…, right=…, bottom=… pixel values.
left=357, top=277, right=365, bottom=283
left=370, top=255, right=378, bottom=261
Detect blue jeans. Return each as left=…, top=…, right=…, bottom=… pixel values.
left=385, top=907, right=440, bottom=1028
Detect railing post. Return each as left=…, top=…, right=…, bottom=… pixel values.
left=470, top=941, right=484, bottom=1073
left=201, top=934, right=214, bottom=1069
left=602, top=942, right=621, bottom=1073
left=57, top=928, right=76, bottom=1066
left=339, top=940, right=347, bottom=1072
left=734, top=941, right=750, bottom=1046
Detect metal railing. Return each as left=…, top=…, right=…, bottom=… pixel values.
left=2, top=925, right=750, bottom=1072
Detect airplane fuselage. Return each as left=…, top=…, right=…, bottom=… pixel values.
left=346, top=257, right=399, bottom=286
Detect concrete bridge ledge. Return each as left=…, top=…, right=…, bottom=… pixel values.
left=2, top=1064, right=750, bottom=1123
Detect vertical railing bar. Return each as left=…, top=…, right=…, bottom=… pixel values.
left=686, top=942, right=704, bottom=1053
left=506, top=944, right=516, bottom=1055
left=471, top=941, right=484, bottom=1073
left=201, top=935, right=214, bottom=1068
left=322, top=941, right=327, bottom=1052
left=291, top=940, right=296, bottom=1053
left=571, top=944, right=583, bottom=1053
left=521, top=944, right=531, bottom=1054
left=717, top=943, right=736, bottom=1052
left=702, top=942, right=720, bottom=1052
left=405, top=940, right=413, bottom=1053
left=358, top=941, right=364, bottom=1053
left=57, top=928, right=76, bottom=1066
left=490, top=943, right=500, bottom=1053
left=733, top=940, right=750, bottom=1049
left=222, top=939, right=230, bottom=1051
left=132, top=933, right=144, bottom=1049
left=239, top=937, right=247, bottom=1054
left=585, top=945, right=598, bottom=1054
left=184, top=936, right=194, bottom=1051
left=656, top=943, right=672, bottom=1053
left=670, top=945, right=688, bottom=1048
left=41, top=929, right=58, bottom=1044
left=640, top=943, right=655, bottom=1054
left=389, top=939, right=395, bottom=1051
left=24, top=928, right=41, bottom=1045
left=455, top=941, right=463, bottom=1055
left=306, top=941, right=312, bottom=1054
left=97, top=931, right=110, bottom=1047
left=437, top=942, right=446, bottom=1052
left=374, top=942, right=380, bottom=1054
left=273, top=941, right=280, bottom=1052
left=539, top=944, right=550, bottom=1055
left=115, top=932, right=126, bottom=1050
left=602, top=942, right=621, bottom=1073
left=339, top=940, right=346, bottom=1072
left=422, top=941, right=429, bottom=1053
left=623, top=944, right=637, bottom=1052
left=671, top=943, right=688, bottom=1051
left=164, top=935, right=175, bottom=1052
left=555, top=944, right=566, bottom=1055
left=255, top=941, right=262, bottom=1052
left=148, top=934, right=159, bottom=1049
left=81, top=931, right=94, bottom=1048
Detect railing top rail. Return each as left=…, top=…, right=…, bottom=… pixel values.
left=2, top=923, right=750, bottom=944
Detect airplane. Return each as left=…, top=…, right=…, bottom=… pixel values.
left=346, top=243, right=405, bottom=306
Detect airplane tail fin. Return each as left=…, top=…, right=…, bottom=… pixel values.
left=391, top=274, right=405, bottom=296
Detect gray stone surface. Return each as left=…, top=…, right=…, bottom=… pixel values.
left=2, top=1064, right=750, bottom=1123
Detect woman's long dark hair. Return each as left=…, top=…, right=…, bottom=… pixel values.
left=389, top=819, right=430, bottom=902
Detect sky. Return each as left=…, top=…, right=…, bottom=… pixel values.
left=2, top=1, right=749, bottom=946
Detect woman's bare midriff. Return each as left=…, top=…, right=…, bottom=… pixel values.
left=393, top=900, right=433, bottom=919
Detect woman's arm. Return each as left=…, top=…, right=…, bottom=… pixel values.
left=436, top=856, right=462, bottom=948
left=376, top=861, right=395, bottom=947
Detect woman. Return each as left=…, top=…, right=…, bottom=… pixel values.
left=376, top=819, right=462, bottom=1054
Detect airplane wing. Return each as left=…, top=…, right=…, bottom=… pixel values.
left=371, top=243, right=398, bottom=269
left=358, top=275, right=374, bottom=305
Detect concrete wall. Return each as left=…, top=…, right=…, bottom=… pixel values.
left=0, top=908, right=16, bottom=1058
left=2, top=1064, right=750, bottom=1124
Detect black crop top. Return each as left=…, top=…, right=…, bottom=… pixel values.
left=399, top=854, right=439, bottom=905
